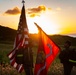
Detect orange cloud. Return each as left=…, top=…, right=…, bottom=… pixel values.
left=28, top=5, right=46, bottom=13
left=5, top=7, right=20, bottom=15
left=27, top=5, right=51, bottom=17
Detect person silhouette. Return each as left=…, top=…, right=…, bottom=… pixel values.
left=59, top=41, right=74, bottom=75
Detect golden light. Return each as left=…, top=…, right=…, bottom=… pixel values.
left=11, top=9, right=61, bottom=35
left=27, top=13, right=61, bottom=35
left=27, top=17, right=38, bottom=34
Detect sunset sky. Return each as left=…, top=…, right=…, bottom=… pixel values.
left=0, top=0, right=76, bottom=37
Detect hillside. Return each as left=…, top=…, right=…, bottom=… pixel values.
left=50, top=35, right=76, bottom=46
left=0, top=25, right=76, bottom=46
left=30, top=34, right=76, bottom=46
left=0, top=25, right=16, bottom=42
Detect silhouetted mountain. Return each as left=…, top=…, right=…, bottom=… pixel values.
left=29, top=34, right=76, bottom=46
left=49, top=35, right=76, bottom=46
left=0, top=25, right=76, bottom=46
left=0, top=25, right=16, bottom=42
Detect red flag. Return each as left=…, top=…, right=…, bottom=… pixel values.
left=7, top=5, right=29, bottom=73
left=34, top=23, right=60, bottom=75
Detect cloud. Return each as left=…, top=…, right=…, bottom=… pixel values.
left=28, top=5, right=46, bottom=13
left=5, top=7, right=20, bottom=15
left=27, top=5, right=52, bottom=17
left=4, top=5, right=52, bottom=17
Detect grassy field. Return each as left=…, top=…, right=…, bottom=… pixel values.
left=0, top=43, right=76, bottom=75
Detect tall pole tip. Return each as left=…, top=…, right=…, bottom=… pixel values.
left=22, top=0, right=25, bottom=5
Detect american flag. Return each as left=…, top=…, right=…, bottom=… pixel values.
left=7, top=5, right=29, bottom=73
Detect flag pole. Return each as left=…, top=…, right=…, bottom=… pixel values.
left=21, top=0, right=33, bottom=75
left=22, top=0, right=25, bottom=5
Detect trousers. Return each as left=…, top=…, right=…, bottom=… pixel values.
left=63, top=63, right=73, bottom=75
left=23, top=64, right=33, bottom=75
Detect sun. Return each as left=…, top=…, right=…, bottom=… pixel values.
left=27, top=17, right=38, bottom=34
left=27, top=14, right=60, bottom=35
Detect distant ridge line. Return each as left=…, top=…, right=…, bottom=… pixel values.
left=0, top=25, right=76, bottom=46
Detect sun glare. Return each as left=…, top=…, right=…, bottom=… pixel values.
left=27, top=13, right=60, bottom=35
left=27, top=17, right=38, bottom=34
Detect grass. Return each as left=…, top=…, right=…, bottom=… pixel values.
left=0, top=43, right=13, bottom=63
left=0, top=43, right=76, bottom=75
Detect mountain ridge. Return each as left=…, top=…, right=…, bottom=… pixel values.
left=0, top=25, right=76, bottom=46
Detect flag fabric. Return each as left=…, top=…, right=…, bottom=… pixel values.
left=7, top=5, right=29, bottom=73
left=34, top=23, right=60, bottom=75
